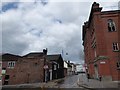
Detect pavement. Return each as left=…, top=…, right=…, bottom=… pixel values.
left=2, top=78, right=64, bottom=88
left=2, top=74, right=120, bottom=89
left=77, top=74, right=120, bottom=89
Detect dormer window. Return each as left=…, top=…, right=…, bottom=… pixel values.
left=108, top=19, right=116, bottom=32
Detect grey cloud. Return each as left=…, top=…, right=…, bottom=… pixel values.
left=1, top=1, right=118, bottom=64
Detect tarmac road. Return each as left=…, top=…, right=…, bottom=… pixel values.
left=58, top=74, right=79, bottom=88
left=2, top=74, right=89, bottom=90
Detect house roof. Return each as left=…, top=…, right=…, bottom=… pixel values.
left=46, top=54, right=62, bottom=61
left=63, top=60, right=72, bottom=67
left=23, top=52, right=44, bottom=58
left=64, top=60, right=68, bottom=64
left=1, top=53, right=21, bottom=61
left=101, top=10, right=120, bottom=15
left=68, top=63, right=72, bottom=67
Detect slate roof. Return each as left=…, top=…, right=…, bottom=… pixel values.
left=68, top=63, right=72, bottom=67
left=46, top=54, right=62, bottom=61
left=23, top=52, right=44, bottom=58
left=1, top=53, right=21, bottom=61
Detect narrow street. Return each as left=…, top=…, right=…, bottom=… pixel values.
left=58, top=74, right=85, bottom=88
left=2, top=74, right=89, bottom=90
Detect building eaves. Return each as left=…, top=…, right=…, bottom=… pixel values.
left=1, top=53, right=21, bottom=61
left=101, top=10, right=120, bottom=15
left=23, top=52, right=44, bottom=58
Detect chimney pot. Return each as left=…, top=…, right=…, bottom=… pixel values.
left=43, top=48, right=47, bottom=55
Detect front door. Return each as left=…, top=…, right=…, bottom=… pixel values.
left=49, top=69, right=52, bottom=80
left=94, top=64, right=99, bottom=79
left=4, top=75, right=9, bottom=85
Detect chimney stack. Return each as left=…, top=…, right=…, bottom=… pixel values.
left=92, top=2, right=102, bottom=12
left=43, top=48, right=47, bottom=55
left=68, top=61, right=70, bottom=64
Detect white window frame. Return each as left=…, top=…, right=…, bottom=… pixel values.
left=54, top=65, right=57, bottom=70
left=2, top=69, right=6, bottom=75
left=58, top=64, right=60, bottom=68
left=108, top=19, right=116, bottom=32
left=8, top=61, right=15, bottom=68
left=112, top=42, right=119, bottom=51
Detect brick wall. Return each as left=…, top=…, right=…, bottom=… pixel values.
left=83, top=2, right=120, bottom=81
left=2, top=52, right=47, bottom=85
left=7, top=57, right=45, bottom=85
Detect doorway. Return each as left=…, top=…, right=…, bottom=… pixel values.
left=4, top=75, right=9, bottom=85
left=49, top=69, right=52, bottom=80
left=94, top=64, right=99, bottom=79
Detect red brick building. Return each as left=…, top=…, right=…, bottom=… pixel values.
left=82, top=2, right=120, bottom=81
left=1, top=49, right=47, bottom=85
left=1, top=53, right=21, bottom=85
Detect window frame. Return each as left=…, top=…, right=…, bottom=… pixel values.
left=8, top=61, right=15, bottom=68
left=117, top=62, right=120, bottom=69
left=2, top=68, right=6, bottom=75
left=108, top=19, right=116, bottom=32
left=54, top=64, right=57, bottom=70
left=112, top=42, right=119, bottom=51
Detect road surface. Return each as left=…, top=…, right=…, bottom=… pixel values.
left=2, top=74, right=89, bottom=90
left=58, top=74, right=86, bottom=88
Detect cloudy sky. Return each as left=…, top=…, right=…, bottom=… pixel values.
left=0, top=0, right=119, bottom=64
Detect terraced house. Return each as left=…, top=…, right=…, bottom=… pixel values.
left=82, top=2, right=120, bottom=81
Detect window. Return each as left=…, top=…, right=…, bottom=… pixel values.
left=8, top=61, right=15, bottom=68
left=112, top=43, right=119, bottom=51
left=2, top=68, right=6, bottom=75
left=108, top=19, right=116, bottom=32
left=58, top=64, right=60, bottom=68
left=54, top=65, right=57, bottom=70
left=117, top=62, right=120, bottom=69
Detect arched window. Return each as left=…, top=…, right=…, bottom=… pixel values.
left=108, top=19, right=116, bottom=32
